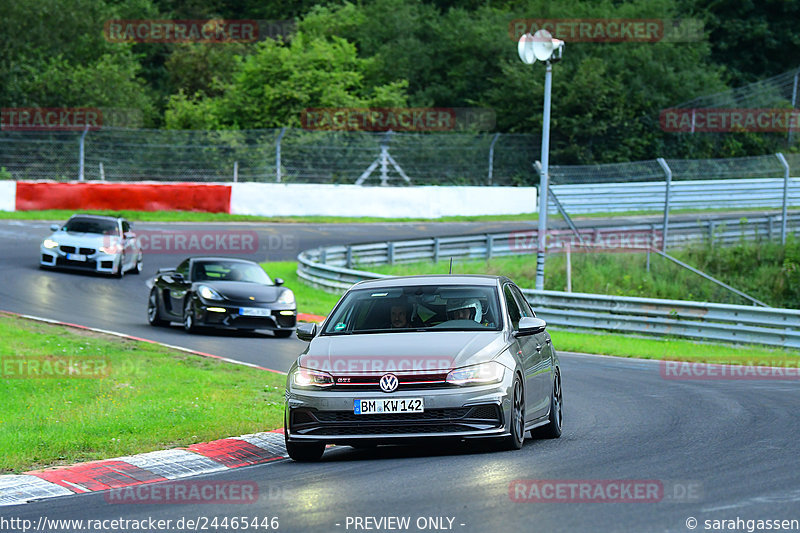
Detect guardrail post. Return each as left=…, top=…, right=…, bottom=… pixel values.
left=319, top=247, right=327, bottom=264
left=387, top=242, right=394, bottom=265
left=486, top=234, right=494, bottom=260
left=768, top=215, right=774, bottom=241
left=345, top=246, right=353, bottom=269
left=776, top=153, right=790, bottom=244
left=433, top=237, right=440, bottom=263
left=708, top=221, right=715, bottom=247
left=657, top=157, right=672, bottom=252
left=276, top=127, right=286, bottom=183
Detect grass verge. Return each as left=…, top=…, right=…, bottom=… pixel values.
left=0, top=313, right=285, bottom=473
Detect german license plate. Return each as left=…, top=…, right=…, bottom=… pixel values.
left=354, top=398, right=424, bottom=415
left=239, top=307, right=269, bottom=317
left=66, top=253, right=87, bottom=261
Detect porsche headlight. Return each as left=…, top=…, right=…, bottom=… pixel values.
left=277, top=289, right=295, bottom=305
left=198, top=285, right=223, bottom=300
left=291, top=367, right=334, bottom=388
left=446, top=361, right=505, bottom=386
left=42, top=239, right=59, bottom=249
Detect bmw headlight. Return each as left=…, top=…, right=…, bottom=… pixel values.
left=42, top=239, right=59, bottom=249
left=291, top=367, right=334, bottom=388
left=198, top=285, right=223, bottom=300
left=446, top=361, right=505, bottom=386
left=277, top=289, right=295, bottom=305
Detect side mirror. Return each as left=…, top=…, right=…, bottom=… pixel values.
left=515, top=316, right=547, bottom=337
left=50, top=224, right=60, bottom=232
left=123, top=231, right=135, bottom=239
left=296, top=322, right=317, bottom=342
left=274, top=278, right=284, bottom=286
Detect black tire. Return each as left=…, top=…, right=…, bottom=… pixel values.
left=284, top=428, right=325, bottom=461
left=183, top=298, right=200, bottom=333
left=147, top=289, right=168, bottom=327
left=532, top=371, right=562, bottom=439
left=274, top=330, right=293, bottom=338
left=500, top=374, right=525, bottom=450
left=132, top=255, right=143, bottom=275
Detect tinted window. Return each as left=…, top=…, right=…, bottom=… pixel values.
left=176, top=259, right=190, bottom=277
left=504, top=285, right=522, bottom=330
left=192, top=260, right=272, bottom=284
left=322, top=285, right=501, bottom=334
left=511, top=285, right=535, bottom=318
left=64, top=217, right=118, bottom=235
left=121, top=220, right=131, bottom=233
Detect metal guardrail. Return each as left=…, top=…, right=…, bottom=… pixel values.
left=296, top=214, right=800, bottom=348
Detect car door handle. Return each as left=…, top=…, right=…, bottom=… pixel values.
left=535, top=344, right=542, bottom=352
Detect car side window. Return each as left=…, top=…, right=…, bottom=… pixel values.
left=121, top=220, right=131, bottom=234
left=504, top=285, right=522, bottom=330
left=511, top=285, right=535, bottom=318
left=176, top=260, right=190, bottom=278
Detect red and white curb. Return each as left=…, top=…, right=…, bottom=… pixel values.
left=0, top=311, right=305, bottom=507
left=0, top=431, right=288, bottom=507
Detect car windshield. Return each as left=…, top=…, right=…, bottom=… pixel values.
left=63, top=218, right=119, bottom=235
left=191, top=261, right=273, bottom=284
left=322, top=284, right=502, bottom=334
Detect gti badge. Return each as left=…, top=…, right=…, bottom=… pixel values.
left=379, top=373, right=399, bottom=393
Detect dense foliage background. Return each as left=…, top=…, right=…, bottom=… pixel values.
left=2, top=0, right=798, bottom=163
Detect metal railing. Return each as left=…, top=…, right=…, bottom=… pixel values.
left=296, top=214, right=800, bottom=349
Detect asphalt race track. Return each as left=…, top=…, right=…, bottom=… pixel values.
left=2, top=219, right=800, bottom=532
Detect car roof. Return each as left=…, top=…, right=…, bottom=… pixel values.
left=190, top=257, right=259, bottom=265
left=350, top=274, right=507, bottom=289
left=67, top=214, right=123, bottom=222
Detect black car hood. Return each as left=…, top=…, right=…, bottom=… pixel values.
left=196, top=281, right=283, bottom=303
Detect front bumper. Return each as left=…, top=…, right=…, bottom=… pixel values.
left=193, top=302, right=297, bottom=332
left=40, top=246, right=120, bottom=275
left=285, top=372, right=514, bottom=444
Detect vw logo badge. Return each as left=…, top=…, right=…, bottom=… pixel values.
left=379, top=373, right=399, bottom=393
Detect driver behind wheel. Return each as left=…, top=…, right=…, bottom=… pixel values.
left=446, top=298, right=482, bottom=323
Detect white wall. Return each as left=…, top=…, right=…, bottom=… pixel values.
left=230, top=183, right=537, bottom=218
left=0, top=181, right=16, bottom=212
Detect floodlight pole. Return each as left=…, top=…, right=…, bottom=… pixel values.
left=535, top=61, right=553, bottom=290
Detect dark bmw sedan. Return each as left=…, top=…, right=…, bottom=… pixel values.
left=147, top=257, right=297, bottom=336
left=284, top=275, right=562, bottom=461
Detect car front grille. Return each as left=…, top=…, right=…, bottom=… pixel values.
left=331, top=372, right=450, bottom=391
left=59, top=246, right=96, bottom=255
left=291, top=404, right=503, bottom=436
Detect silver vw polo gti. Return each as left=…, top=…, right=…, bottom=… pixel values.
left=284, top=275, right=562, bottom=461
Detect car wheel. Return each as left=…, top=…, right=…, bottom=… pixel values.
left=500, top=374, right=525, bottom=450
left=183, top=299, right=200, bottom=333
left=147, top=289, right=168, bottom=327
left=532, top=371, right=562, bottom=439
left=115, top=254, right=125, bottom=278
left=284, top=426, right=325, bottom=462
left=274, top=330, right=293, bottom=338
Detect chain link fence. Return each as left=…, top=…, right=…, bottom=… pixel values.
left=0, top=128, right=541, bottom=186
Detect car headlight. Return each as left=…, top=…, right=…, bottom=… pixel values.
left=99, top=243, right=123, bottom=254
left=42, top=239, right=59, bottom=249
left=291, top=367, right=334, bottom=388
left=446, top=361, right=505, bottom=386
left=277, top=289, right=295, bottom=305
left=198, top=285, right=223, bottom=301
